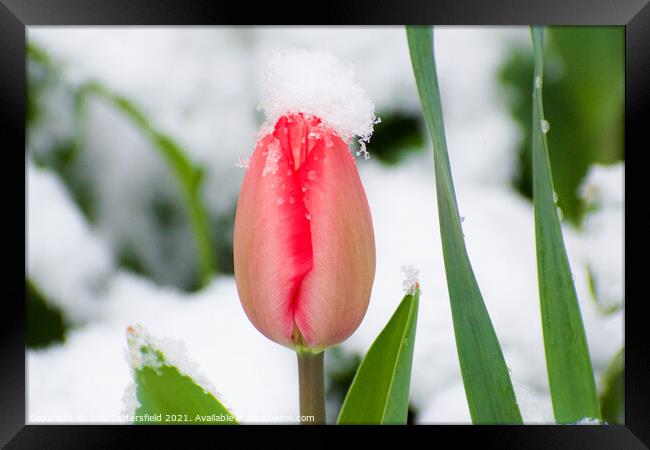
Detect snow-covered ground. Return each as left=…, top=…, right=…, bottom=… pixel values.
left=26, top=27, right=623, bottom=424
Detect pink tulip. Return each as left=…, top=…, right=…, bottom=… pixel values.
left=234, top=113, right=376, bottom=351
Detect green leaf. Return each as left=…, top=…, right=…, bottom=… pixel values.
left=406, top=26, right=522, bottom=424
left=599, top=348, right=624, bottom=424
left=337, top=287, right=420, bottom=424
left=26, top=278, right=66, bottom=349
left=76, top=81, right=217, bottom=286
left=530, top=27, right=601, bottom=423
left=127, top=325, right=237, bottom=424
left=498, top=27, right=623, bottom=224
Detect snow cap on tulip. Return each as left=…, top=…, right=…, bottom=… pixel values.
left=234, top=49, right=377, bottom=352
left=259, top=49, right=378, bottom=156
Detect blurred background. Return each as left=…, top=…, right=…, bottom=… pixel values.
left=26, top=26, right=624, bottom=424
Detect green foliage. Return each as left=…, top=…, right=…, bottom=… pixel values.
left=27, top=43, right=218, bottom=289
left=325, top=346, right=362, bottom=422
left=530, top=27, right=601, bottom=424
left=599, top=348, right=624, bottom=424
left=28, top=43, right=98, bottom=220
left=338, top=287, right=419, bottom=424
left=366, top=112, right=426, bottom=165
left=128, top=328, right=238, bottom=425
left=499, top=26, right=624, bottom=225
left=76, top=82, right=217, bottom=286
left=406, top=26, right=522, bottom=424
left=26, top=279, right=66, bottom=349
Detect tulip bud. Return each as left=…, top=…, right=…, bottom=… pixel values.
left=234, top=111, right=376, bottom=351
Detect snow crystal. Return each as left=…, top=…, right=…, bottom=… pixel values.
left=125, top=324, right=164, bottom=372
left=356, top=140, right=371, bottom=160
left=259, top=49, right=377, bottom=147
left=575, top=417, right=602, bottom=425
left=401, top=265, right=420, bottom=295
left=234, top=157, right=249, bottom=169
left=121, top=382, right=140, bottom=417
left=262, top=138, right=281, bottom=176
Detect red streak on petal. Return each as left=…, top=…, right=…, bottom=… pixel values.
left=270, top=114, right=332, bottom=342
left=237, top=113, right=364, bottom=348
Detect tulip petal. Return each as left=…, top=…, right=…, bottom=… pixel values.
left=293, top=132, right=376, bottom=349
left=235, top=113, right=375, bottom=350
left=233, top=133, right=313, bottom=347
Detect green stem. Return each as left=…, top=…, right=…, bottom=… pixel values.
left=296, top=351, right=326, bottom=424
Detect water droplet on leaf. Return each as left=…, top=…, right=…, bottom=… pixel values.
left=541, top=119, right=550, bottom=134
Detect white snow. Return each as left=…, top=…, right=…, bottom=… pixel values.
left=262, top=138, right=282, bottom=176
left=575, top=417, right=602, bottom=425
left=27, top=160, right=113, bottom=323
left=575, top=163, right=624, bottom=312
left=580, top=163, right=624, bottom=210
left=260, top=49, right=377, bottom=145
left=120, top=383, right=140, bottom=418
left=234, top=157, right=249, bottom=170
left=28, top=275, right=298, bottom=424
left=401, top=265, right=420, bottom=296
left=26, top=26, right=623, bottom=425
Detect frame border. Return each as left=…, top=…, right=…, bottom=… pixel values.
left=3, top=0, right=647, bottom=447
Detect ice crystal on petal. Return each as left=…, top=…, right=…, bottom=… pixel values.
left=356, top=140, right=371, bottom=160
left=263, top=138, right=281, bottom=176
left=234, top=157, right=249, bottom=169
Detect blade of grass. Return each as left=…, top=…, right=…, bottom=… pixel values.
left=530, top=26, right=601, bottom=423
left=77, top=82, right=217, bottom=285
left=406, top=26, right=522, bottom=424
left=337, top=286, right=419, bottom=424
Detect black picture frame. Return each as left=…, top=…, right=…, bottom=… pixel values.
left=3, top=0, right=647, bottom=447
